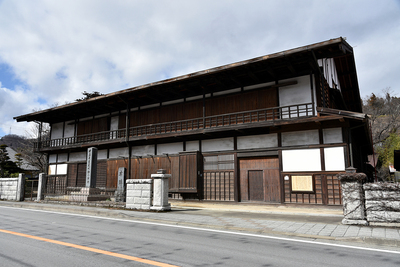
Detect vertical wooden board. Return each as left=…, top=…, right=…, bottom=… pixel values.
left=284, top=179, right=291, bottom=203
left=170, top=156, right=180, bottom=190
left=130, top=158, right=138, bottom=179
left=107, top=159, right=127, bottom=189
left=265, top=169, right=280, bottom=202
left=67, top=163, right=77, bottom=187
left=76, top=163, right=87, bottom=187
left=230, top=172, right=235, bottom=200
left=190, top=154, right=197, bottom=188
left=96, top=161, right=107, bottom=188
left=119, top=113, right=127, bottom=129
left=239, top=169, right=248, bottom=201
left=210, top=172, right=215, bottom=200
left=77, top=121, right=85, bottom=136
left=203, top=173, right=208, bottom=200
left=179, top=155, right=186, bottom=188
left=178, top=153, right=198, bottom=190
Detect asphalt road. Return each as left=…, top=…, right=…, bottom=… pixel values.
left=1, top=206, right=399, bottom=267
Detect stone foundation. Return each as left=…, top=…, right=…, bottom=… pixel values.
left=68, top=187, right=109, bottom=202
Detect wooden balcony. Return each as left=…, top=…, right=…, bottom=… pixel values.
left=35, top=103, right=314, bottom=151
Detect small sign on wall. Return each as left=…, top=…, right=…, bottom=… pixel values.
left=291, top=175, right=314, bottom=192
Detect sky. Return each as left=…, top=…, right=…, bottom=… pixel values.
left=0, top=0, right=399, bottom=138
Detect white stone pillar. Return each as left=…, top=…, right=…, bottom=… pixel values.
left=37, top=173, right=46, bottom=201
left=16, top=173, right=25, bottom=201
left=338, top=167, right=368, bottom=225
left=151, top=169, right=171, bottom=211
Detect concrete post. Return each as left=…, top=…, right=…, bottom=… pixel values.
left=16, top=173, right=25, bottom=201
left=151, top=169, right=171, bottom=211
left=338, top=167, right=368, bottom=225
left=37, top=173, right=46, bottom=201
left=86, top=147, right=98, bottom=188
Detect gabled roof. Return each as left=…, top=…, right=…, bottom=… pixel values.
left=6, top=147, right=39, bottom=171
left=14, top=37, right=362, bottom=124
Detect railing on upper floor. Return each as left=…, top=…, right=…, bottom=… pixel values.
left=34, top=103, right=314, bottom=150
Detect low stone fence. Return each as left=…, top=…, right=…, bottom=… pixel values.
left=0, top=174, right=25, bottom=201
left=364, top=183, right=400, bottom=223
left=339, top=167, right=400, bottom=225
left=126, top=179, right=153, bottom=210
left=125, top=169, right=171, bottom=211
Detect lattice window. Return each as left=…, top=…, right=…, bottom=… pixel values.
left=204, top=154, right=234, bottom=170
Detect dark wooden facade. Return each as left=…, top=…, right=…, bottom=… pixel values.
left=15, top=38, right=372, bottom=205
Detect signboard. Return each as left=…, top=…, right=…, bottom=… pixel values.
left=291, top=175, right=313, bottom=192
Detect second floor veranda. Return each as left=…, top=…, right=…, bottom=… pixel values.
left=35, top=103, right=315, bottom=151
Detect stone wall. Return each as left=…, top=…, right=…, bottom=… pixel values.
left=0, top=174, right=25, bottom=201
left=126, top=179, right=153, bottom=210
left=339, top=167, right=400, bottom=225
left=364, top=183, right=400, bottom=223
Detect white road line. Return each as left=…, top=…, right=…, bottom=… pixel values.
left=1, top=205, right=399, bottom=255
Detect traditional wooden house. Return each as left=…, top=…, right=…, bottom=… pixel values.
left=14, top=37, right=372, bottom=205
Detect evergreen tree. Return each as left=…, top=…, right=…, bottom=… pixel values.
left=0, top=144, right=20, bottom=177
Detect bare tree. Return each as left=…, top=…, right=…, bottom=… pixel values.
left=20, top=123, right=50, bottom=174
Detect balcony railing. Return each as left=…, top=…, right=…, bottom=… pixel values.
left=35, top=103, right=314, bottom=150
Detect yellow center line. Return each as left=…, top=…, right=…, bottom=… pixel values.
left=0, top=228, right=179, bottom=267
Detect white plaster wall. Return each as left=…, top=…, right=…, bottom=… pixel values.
left=56, top=164, right=68, bottom=175
left=186, top=141, right=199, bottom=151
left=48, top=164, right=56, bottom=175
left=279, top=75, right=312, bottom=106
left=157, top=142, right=183, bottom=155
left=237, top=134, right=278, bottom=150
left=49, top=154, right=57, bottom=163
left=282, top=149, right=321, bottom=172
left=109, top=147, right=129, bottom=159
left=282, top=130, right=319, bottom=147
left=202, top=137, right=234, bottom=152
left=51, top=122, right=63, bottom=139
left=69, top=151, right=87, bottom=162
left=323, top=127, right=343, bottom=144
left=98, top=149, right=108, bottom=160
left=131, top=145, right=155, bottom=157
left=57, top=153, right=68, bottom=163
left=64, top=121, right=75, bottom=138
left=279, top=75, right=316, bottom=118
left=324, top=147, right=346, bottom=171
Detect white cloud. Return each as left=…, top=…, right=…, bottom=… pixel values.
left=0, top=0, right=399, bottom=136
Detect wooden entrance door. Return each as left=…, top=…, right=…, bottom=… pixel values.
left=248, top=170, right=264, bottom=201
left=239, top=157, right=281, bottom=203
